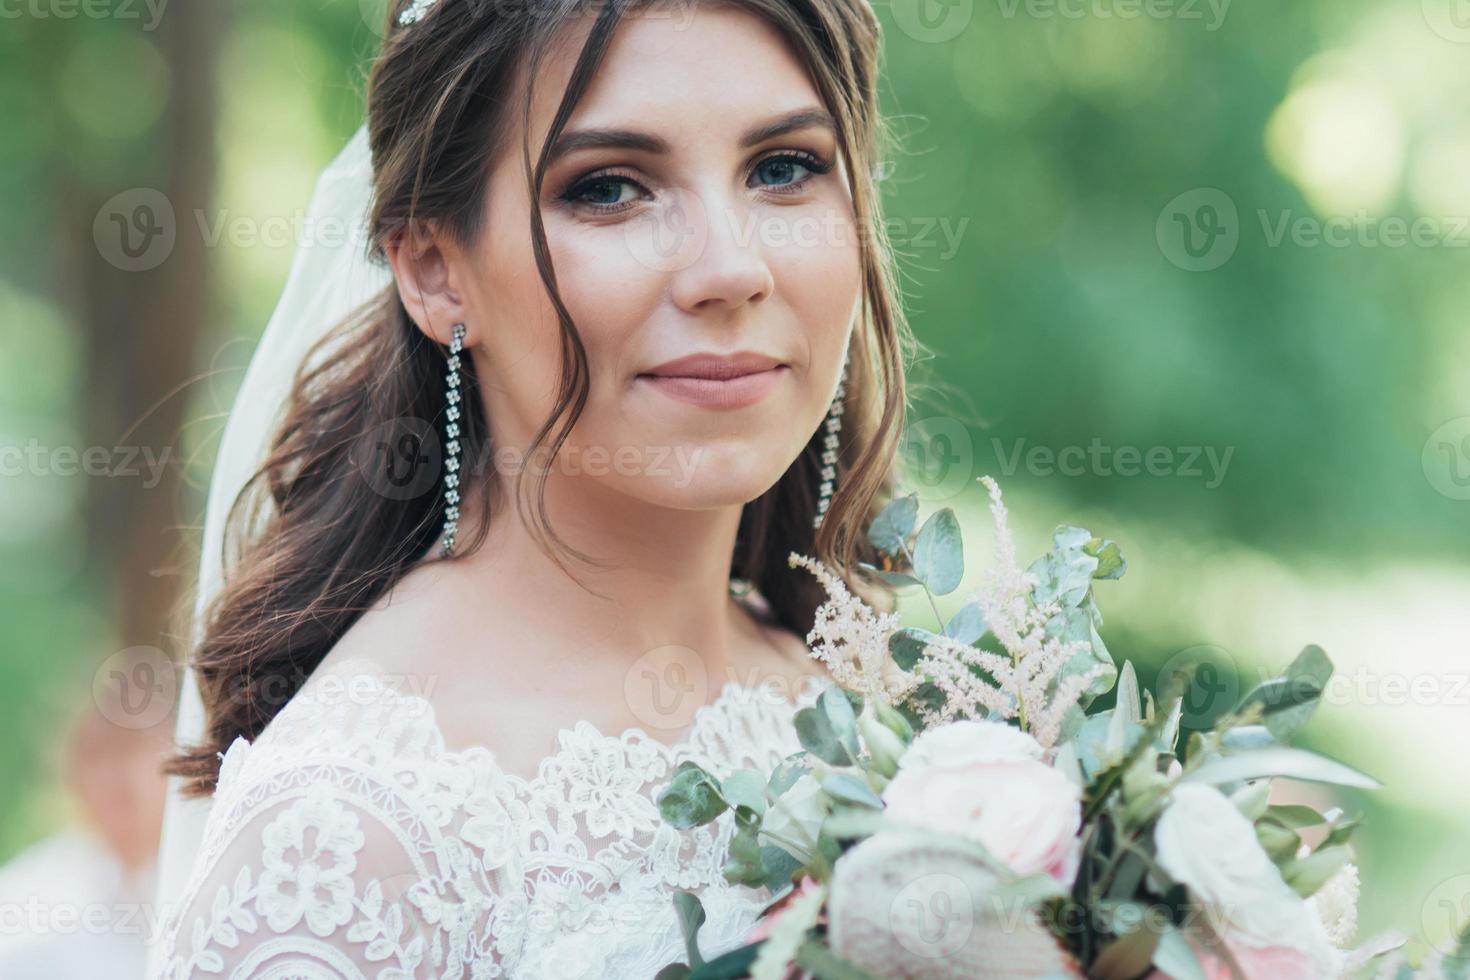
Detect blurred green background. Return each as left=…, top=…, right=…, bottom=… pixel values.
left=2, top=0, right=1467, bottom=963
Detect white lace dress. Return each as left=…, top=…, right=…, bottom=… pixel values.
left=149, top=669, right=828, bottom=979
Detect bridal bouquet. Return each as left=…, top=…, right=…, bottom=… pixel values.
left=655, top=477, right=1457, bottom=979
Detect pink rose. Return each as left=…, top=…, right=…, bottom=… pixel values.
left=879, top=719, right=1082, bottom=883
left=1152, top=784, right=1340, bottom=978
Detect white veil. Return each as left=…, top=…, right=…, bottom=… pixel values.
left=145, top=125, right=391, bottom=972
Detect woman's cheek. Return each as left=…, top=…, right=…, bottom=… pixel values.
left=770, top=206, right=862, bottom=346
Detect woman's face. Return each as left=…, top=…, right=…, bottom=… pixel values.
left=427, top=4, right=861, bottom=514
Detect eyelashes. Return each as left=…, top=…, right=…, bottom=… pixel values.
left=557, top=149, right=835, bottom=215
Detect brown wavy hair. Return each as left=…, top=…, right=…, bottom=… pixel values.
left=165, top=0, right=918, bottom=798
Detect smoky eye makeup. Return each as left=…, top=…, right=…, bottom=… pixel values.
left=552, top=146, right=837, bottom=216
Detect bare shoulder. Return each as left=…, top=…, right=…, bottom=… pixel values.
left=305, top=559, right=467, bottom=700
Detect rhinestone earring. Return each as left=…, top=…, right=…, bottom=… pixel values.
left=439, top=323, right=466, bottom=558
left=813, top=353, right=850, bottom=530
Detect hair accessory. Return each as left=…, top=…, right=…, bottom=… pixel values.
left=398, top=0, right=440, bottom=26
left=440, top=323, right=466, bottom=557
left=813, top=353, right=850, bottom=530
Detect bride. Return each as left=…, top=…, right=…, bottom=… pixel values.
left=147, top=0, right=913, bottom=975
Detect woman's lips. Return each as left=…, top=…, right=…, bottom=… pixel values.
left=636, top=365, right=788, bottom=409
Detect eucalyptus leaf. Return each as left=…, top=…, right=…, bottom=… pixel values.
left=868, top=493, right=918, bottom=555
left=672, top=891, right=708, bottom=970
left=795, top=938, right=881, bottom=980
left=768, top=761, right=807, bottom=797
left=1116, top=660, right=1142, bottom=724
left=1284, top=843, right=1353, bottom=897
left=1265, top=804, right=1328, bottom=829
left=1084, top=536, right=1128, bottom=580
left=793, top=690, right=860, bottom=767
left=1029, top=531, right=1099, bottom=608
left=1156, top=695, right=1184, bottom=755
left=1255, top=819, right=1301, bottom=863
left=912, top=507, right=964, bottom=595
left=821, top=772, right=884, bottom=809
left=889, top=626, right=940, bottom=671
left=1228, top=780, right=1271, bottom=820
left=760, top=845, right=804, bottom=893
left=723, top=811, right=767, bottom=886
left=942, top=602, right=987, bottom=645
left=822, top=807, right=888, bottom=839
left=1235, top=645, right=1332, bottom=740
left=1323, top=811, right=1363, bottom=847
left=688, top=942, right=764, bottom=980
left=859, top=566, right=925, bottom=588
left=721, top=769, right=768, bottom=815
left=1184, top=747, right=1380, bottom=789
left=1151, top=924, right=1207, bottom=980
left=1220, top=725, right=1275, bottom=751
left=659, top=762, right=729, bottom=828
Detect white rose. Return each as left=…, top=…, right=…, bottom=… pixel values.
left=881, top=719, right=1081, bottom=882
left=898, top=719, right=1043, bottom=770
left=760, top=773, right=827, bottom=859
left=1154, top=783, right=1337, bottom=974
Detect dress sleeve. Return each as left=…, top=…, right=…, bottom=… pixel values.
left=153, top=781, right=441, bottom=979
left=149, top=681, right=524, bottom=980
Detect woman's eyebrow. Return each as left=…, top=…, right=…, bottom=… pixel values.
left=547, top=106, right=837, bottom=162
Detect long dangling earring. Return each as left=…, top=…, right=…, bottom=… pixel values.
left=813, top=353, right=850, bottom=530
left=439, top=323, right=466, bottom=558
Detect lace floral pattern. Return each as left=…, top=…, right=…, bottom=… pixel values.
left=150, top=670, right=829, bottom=979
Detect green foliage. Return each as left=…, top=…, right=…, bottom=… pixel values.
left=793, top=688, right=861, bottom=766
left=658, top=761, right=729, bottom=828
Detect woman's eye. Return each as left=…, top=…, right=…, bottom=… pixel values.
left=560, top=151, right=833, bottom=214
left=568, top=175, right=641, bottom=209
left=751, top=152, right=832, bottom=191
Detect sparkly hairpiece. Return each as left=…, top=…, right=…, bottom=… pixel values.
left=398, top=0, right=440, bottom=25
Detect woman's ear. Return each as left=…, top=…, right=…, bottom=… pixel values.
left=385, top=219, right=473, bottom=346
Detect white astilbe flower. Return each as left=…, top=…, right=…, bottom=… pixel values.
left=910, top=477, right=1103, bottom=751
left=1308, top=861, right=1360, bottom=950
left=786, top=552, right=919, bottom=704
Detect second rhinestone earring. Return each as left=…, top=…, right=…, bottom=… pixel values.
left=439, top=323, right=466, bottom=557
left=813, top=352, right=850, bottom=530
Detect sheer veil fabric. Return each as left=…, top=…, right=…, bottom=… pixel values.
left=146, top=127, right=391, bottom=975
